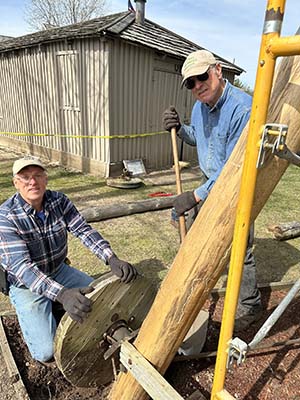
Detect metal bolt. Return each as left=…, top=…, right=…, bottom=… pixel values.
left=260, top=60, right=265, bottom=66
left=128, top=316, right=135, bottom=323
left=98, top=339, right=106, bottom=348
left=128, top=358, right=132, bottom=365
left=111, top=313, right=119, bottom=322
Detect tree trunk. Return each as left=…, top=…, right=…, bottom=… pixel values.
left=80, top=196, right=176, bottom=222
left=268, top=221, right=300, bottom=240
left=109, top=55, right=300, bottom=400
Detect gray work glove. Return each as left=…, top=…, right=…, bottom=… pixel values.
left=109, top=255, right=137, bottom=283
left=174, top=191, right=198, bottom=216
left=162, top=105, right=181, bottom=132
left=56, top=286, right=94, bottom=323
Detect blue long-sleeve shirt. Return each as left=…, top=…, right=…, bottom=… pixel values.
left=179, top=81, right=252, bottom=201
left=0, top=190, right=113, bottom=301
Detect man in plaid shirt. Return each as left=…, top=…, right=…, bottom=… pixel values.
left=0, top=155, right=137, bottom=363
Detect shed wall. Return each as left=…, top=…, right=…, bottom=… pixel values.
left=109, top=39, right=198, bottom=173
left=0, top=35, right=237, bottom=176
left=0, top=37, right=110, bottom=175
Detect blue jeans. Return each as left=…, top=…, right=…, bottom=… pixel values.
left=9, top=263, right=94, bottom=362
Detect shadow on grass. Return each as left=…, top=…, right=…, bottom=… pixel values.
left=134, top=258, right=167, bottom=287
left=54, top=182, right=107, bottom=195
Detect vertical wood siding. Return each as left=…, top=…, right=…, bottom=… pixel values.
left=0, top=37, right=236, bottom=175
left=0, top=38, right=110, bottom=173
left=109, top=40, right=199, bottom=171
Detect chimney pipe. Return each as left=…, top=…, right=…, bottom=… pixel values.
left=134, top=0, right=146, bottom=25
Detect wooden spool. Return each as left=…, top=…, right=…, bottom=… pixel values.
left=54, top=273, right=156, bottom=388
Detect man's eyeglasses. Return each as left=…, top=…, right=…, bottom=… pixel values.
left=15, top=173, right=46, bottom=184
left=184, top=70, right=210, bottom=90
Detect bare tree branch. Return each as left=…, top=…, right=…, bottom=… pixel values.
left=24, top=0, right=107, bottom=31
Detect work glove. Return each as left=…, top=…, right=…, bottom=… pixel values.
left=162, top=105, right=181, bottom=132
left=174, top=191, right=198, bottom=216
left=109, top=255, right=137, bottom=283
left=56, top=286, right=94, bottom=323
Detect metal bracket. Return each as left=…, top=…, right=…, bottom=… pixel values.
left=227, top=337, right=248, bottom=367
left=257, top=123, right=300, bottom=168
left=257, top=123, right=288, bottom=168
left=103, top=327, right=139, bottom=360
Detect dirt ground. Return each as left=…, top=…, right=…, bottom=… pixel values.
left=2, top=287, right=300, bottom=400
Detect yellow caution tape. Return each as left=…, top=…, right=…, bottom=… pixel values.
left=0, top=130, right=169, bottom=139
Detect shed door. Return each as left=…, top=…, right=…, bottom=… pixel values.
left=56, top=51, right=81, bottom=143
left=149, top=68, right=196, bottom=168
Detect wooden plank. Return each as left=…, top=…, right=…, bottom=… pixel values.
left=0, top=317, right=30, bottom=400
left=109, top=53, right=300, bottom=400
left=120, top=341, right=184, bottom=400
left=0, top=309, right=16, bottom=317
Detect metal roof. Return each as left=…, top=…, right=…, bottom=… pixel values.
left=0, top=11, right=243, bottom=73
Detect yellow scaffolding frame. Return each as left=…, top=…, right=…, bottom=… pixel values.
left=211, top=1, right=300, bottom=398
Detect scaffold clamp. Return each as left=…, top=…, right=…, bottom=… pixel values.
left=227, top=337, right=248, bottom=367
left=257, top=123, right=300, bottom=168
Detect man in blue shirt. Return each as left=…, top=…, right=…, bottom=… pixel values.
left=163, top=50, right=262, bottom=331
left=0, top=155, right=137, bottom=363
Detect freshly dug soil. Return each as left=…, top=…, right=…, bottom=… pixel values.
left=2, top=287, right=300, bottom=399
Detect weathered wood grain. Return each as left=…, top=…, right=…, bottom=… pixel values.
left=80, top=196, right=176, bottom=222
left=0, top=317, right=30, bottom=400
left=54, top=273, right=156, bottom=387
left=268, top=221, right=300, bottom=240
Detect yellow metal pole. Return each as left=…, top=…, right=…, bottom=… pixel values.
left=211, top=0, right=287, bottom=398
left=268, top=35, right=300, bottom=57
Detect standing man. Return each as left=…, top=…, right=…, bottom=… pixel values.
left=162, top=50, right=262, bottom=331
left=0, top=155, right=137, bottom=363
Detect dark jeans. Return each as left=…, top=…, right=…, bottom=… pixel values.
left=185, top=204, right=261, bottom=313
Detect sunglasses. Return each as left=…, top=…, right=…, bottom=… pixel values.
left=184, top=70, right=210, bottom=90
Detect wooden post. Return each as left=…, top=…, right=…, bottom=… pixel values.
left=80, top=196, right=176, bottom=222
left=109, top=55, right=300, bottom=400
left=171, top=127, right=186, bottom=240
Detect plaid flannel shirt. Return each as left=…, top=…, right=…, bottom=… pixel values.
left=0, top=190, right=113, bottom=301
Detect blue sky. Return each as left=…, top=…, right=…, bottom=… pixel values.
left=1, top=0, right=299, bottom=88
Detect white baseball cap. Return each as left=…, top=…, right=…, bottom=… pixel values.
left=13, top=156, right=46, bottom=176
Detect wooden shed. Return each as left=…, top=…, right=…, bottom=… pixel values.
left=0, top=6, right=244, bottom=176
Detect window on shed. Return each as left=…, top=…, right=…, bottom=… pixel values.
left=56, top=50, right=80, bottom=111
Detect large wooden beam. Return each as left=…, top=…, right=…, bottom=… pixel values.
left=109, top=55, right=300, bottom=400
left=80, top=196, right=176, bottom=222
